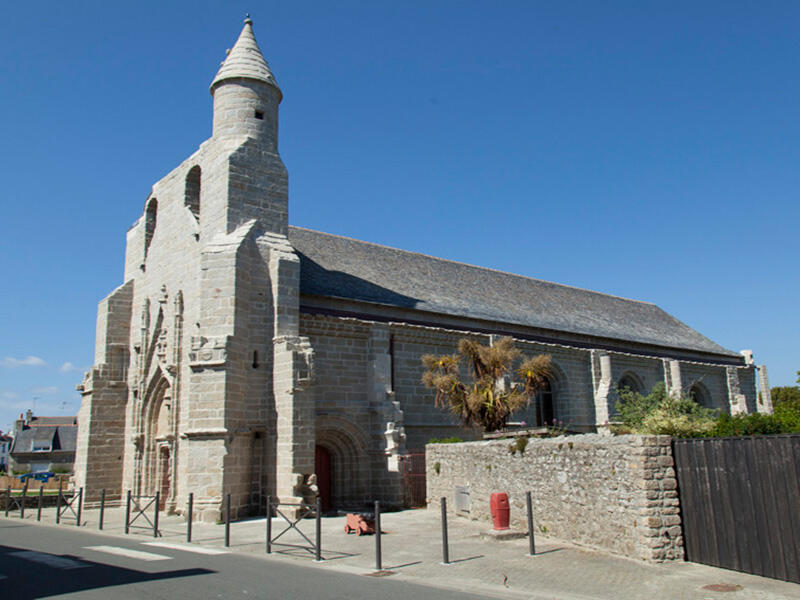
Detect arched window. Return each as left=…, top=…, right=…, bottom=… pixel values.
left=512, top=378, right=555, bottom=427
left=185, top=166, right=201, bottom=221
left=690, top=383, right=712, bottom=408
left=536, top=379, right=555, bottom=427
left=144, top=198, right=158, bottom=259
left=617, top=374, right=642, bottom=394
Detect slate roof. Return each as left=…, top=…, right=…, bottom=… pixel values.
left=287, top=226, right=739, bottom=358
left=210, top=18, right=280, bottom=96
left=11, top=423, right=77, bottom=454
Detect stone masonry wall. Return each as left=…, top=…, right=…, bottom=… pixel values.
left=426, top=434, right=683, bottom=562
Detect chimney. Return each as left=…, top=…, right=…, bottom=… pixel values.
left=25, top=409, right=32, bottom=425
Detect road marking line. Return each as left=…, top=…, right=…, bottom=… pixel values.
left=143, top=541, right=229, bottom=555
left=8, top=551, right=89, bottom=570
left=0, top=574, right=7, bottom=580
left=84, top=545, right=172, bottom=562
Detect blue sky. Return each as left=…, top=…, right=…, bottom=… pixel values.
left=1, top=1, right=798, bottom=433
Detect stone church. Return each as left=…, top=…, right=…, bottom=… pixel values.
left=74, top=19, right=771, bottom=521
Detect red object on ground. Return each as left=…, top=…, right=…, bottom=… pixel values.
left=344, top=512, right=376, bottom=536
left=490, top=492, right=510, bottom=530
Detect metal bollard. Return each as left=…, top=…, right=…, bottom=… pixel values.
left=315, top=497, right=322, bottom=562
left=224, top=494, right=231, bottom=547
left=375, top=500, right=382, bottom=571
left=266, top=495, right=272, bottom=554
left=526, top=491, right=536, bottom=556
left=441, top=497, right=450, bottom=565
left=76, top=488, right=83, bottom=527
left=56, top=481, right=63, bottom=524
left=99, top=489, right=106, bottom=530
left=4, top=486, right=9, bottom=518
left=187, top=493, right=193, bottom=543
left=154, top=491, right=160, bottom=537
left=20, top=483, right=27, bottom=519
left=124, top=490, right=131, bottom=534
left=37, top=485, right=43, bottom=521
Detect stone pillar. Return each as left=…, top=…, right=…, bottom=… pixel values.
left=74, top=281, right=133, bottom=502
left=663, top=359, right=683, bottom=399
left=368, top=326, right=406, bottom=503
left=590, top=350, right=612, bottom=431
left=756, top=365, right=773, bottom=414
left=725, top=367, right=748, bottom=415
left=265, top=233, right=315, bottom=507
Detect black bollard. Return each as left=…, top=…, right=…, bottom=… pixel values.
left=56, top=481, right=62, bottom=524
left=154, top=491, right=160, bottom=538
left=224, top=494, right=231, bottom=547
left=315, top=497, right=322, bottom=562
left=266, top=495, right=272, bottom=554
left=124, top=490, right=131, bottom=534
left=441, top=497, right=450, bottom=565
left=37, top=485, right=43, bottom=521
left=20, top=482, right=27, bottom=519
left=4, top=486, right=9, bottom=518
left=76, top=488, right=83, bottom=527
left=526, top=491, right=536, bottom=556
left=99, top=489, right=106, bottom=530
left=187, top=493, right=193, bottom=543
left=375, top=500, right=382, bottom=571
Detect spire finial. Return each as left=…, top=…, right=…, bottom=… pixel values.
left=245, top=13, right=252, bottom=25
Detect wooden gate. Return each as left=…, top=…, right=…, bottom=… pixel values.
left=402, top=452, right=426, bottom=507
left=673, top=435, right=800, bottom=583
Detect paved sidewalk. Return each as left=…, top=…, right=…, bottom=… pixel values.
left=5, top=502, right=799, bottom=600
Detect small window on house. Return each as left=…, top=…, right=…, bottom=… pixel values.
left=33, top=444, right=51, bottom=452
left=185, top=166, right=201, bottom=222
left=144, top=198, right=158, bottom=259
left=254, top=110, right=264, bottom=120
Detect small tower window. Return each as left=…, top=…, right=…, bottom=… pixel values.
left=254, top=110, right=264, bottom=120
left=144, top=198, right=158, bottom=259
left=185, top=166, right=201, bottom=222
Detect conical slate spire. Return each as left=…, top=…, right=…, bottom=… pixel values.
left=210, top=17, right=280, bottom=97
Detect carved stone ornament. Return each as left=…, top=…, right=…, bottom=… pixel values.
left=188, top=335, right=229, bottom=368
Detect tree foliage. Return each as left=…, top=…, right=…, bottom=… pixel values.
left=772, top=386, right=800, bottom=409
left=421, top=337, right=553, bottom=432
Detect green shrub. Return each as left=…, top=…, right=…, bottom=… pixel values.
left=708, top=403, right=800, bottom=437
left=427, top=436, right=464, bottom=444
left=616, top=383, right=716, bottom=436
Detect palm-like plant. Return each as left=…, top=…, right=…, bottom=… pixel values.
left=422, top=337, right=553, bottom=432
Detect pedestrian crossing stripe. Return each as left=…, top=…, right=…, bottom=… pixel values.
left=84, top=545, right=172, bottom=561
left=8, top=551, right=89, bottom=570
left=144, top=541, right=229, bottom=555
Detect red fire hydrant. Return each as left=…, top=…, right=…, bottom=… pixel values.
left=490, top=492, right=510, bottom=530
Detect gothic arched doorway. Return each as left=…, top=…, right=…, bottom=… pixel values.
left=142, top=375, right=173, bottom=504
left=315, top=445, right=332, bottom=512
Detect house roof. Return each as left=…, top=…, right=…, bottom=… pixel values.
left=287, top=226, right=739, bottom=359
left=10, top=424, right=77, bottom=454
left=29, top=416, right=77, bottom=427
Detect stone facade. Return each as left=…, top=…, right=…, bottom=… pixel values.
left=73, top=19, right=768, bottom=523
left=427, top=435, right=684, bottom=561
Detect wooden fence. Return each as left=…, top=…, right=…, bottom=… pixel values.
left=673, top=435, right=800, bottom=583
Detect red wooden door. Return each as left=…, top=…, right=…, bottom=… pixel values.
left=315, top=445, right=332, bottom=512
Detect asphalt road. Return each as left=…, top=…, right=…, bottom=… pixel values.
left=0, top=521, right=498, bottom=600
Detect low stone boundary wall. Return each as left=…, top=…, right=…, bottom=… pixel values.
left=426, top=434, right=683, bottom=561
